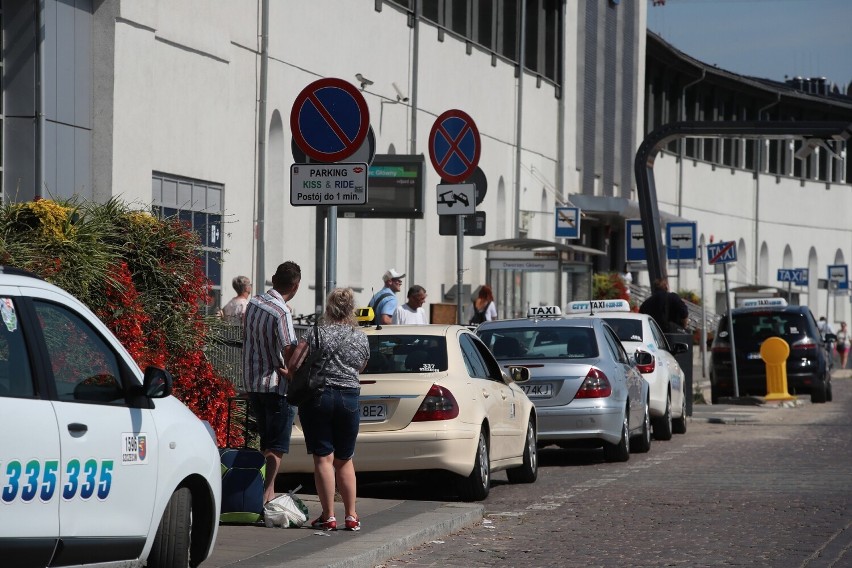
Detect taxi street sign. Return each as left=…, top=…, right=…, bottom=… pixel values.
left=707, top=241, right=737, bottom=265
left=625, top=219, right=646, bottom=262
left=290, top=78, right=370, bottom=163
left=777, top=268, right=808, bottom=285
left=555, top=207, right=580, bottom=239
left=666, top=222, right=697, bottom=260
left=429, top=109, right=481, bottom=183
left=436, top=183, right=475, bottom=215
left=828, top=264, right=849, bottom=290
left=290, top=163, right=368, bottom=206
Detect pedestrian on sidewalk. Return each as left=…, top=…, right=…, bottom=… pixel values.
left=836, top=322, right=849, bottom=369
left=299, top=288, right=370, bottom=532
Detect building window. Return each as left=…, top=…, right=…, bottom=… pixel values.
left=151, top=172, right=224, bottom=314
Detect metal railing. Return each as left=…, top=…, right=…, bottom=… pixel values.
left=206, top=322, right=312, bottom=392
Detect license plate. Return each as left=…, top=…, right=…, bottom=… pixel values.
left=360, top=403, right=387, bottom=422
left=521, top=384, right=552, bottom=397
left=746, top=352, right=762, bottom=360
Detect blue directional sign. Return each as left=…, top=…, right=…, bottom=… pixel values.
left=666, top=222, right=697, bottom=261
left=428, top=109, right=481, bottom=184
left=290, top=78, right=370, bottom=163
left=555, top=207, right=580, bottom=239
left=777, top=268, right=808, bottom=286
left=828, top=264, right=849, bottom=290
left=625, top=219, right=646, bottom=262
left=707, top=241, right=737, bottom=265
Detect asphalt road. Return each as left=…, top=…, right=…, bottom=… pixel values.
left=376, top=376, right=852, bottom=568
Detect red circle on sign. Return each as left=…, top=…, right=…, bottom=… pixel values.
left=290, top=78, right=371, bottom=163
left=428, top=109, right=481, bottom=183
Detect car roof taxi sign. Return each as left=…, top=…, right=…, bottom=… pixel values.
left=739, top=298, right=788, bottom=308
left=527, top=305, right=562, bottom=318
left=565, top=299, right=631, bottom=314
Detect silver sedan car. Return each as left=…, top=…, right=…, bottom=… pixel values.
left=476, top=307, right=651, bottom=462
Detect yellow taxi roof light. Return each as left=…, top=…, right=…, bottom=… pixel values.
left=355, top=306, right=375, bottom=323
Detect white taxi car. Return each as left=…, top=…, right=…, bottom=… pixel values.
left=566, top=299, right=689, bottom=439
left=285, top=324, right=538, bottom=501
left=0, top=267, right=221, bottom=568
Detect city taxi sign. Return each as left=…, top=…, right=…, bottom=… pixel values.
left=527, top=305, right=562, bottom=318
left=739, top=298, right=788, bottom=308
left=565, top=299, right=631, bottom=314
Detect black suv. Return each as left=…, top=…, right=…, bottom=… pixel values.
left=710, top=299, right=834, bottom=403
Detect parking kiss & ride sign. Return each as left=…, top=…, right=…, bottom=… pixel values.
left=290, top=163, right=368, bottom=206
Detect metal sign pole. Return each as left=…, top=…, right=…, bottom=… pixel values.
left=457, top=216, right=464, bottom=324
left=326, top=205, right=338, bottom=300
left=723, top=262, right=739, bottom=398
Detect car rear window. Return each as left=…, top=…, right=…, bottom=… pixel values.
left=477, top=327, right=598, bottom=360
left=602, top=318, right=643, bottom=342
left=362, top=335, right=448, bottom=374
left=727, top=312, right=810, bottom=345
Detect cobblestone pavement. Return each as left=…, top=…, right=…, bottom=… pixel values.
left=377, top=377, right=852, bottom=568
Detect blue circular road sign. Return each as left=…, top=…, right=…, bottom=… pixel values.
left=428, top=109, right=481, bottom=183
left=290, top=78, right=370, bottom=163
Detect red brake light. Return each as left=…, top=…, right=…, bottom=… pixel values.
left=412, top=384, right=460, bottom=421
left=791, top=338, right=816, bottom=351
left=636, top=353, right=655, bottom=374
left=574, top=367, right=612, bottom=398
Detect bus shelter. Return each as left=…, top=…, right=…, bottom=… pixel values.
left=471, top=238, right=606, bottom=319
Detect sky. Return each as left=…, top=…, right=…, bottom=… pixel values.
left=646, top=0, right=852, bottom=90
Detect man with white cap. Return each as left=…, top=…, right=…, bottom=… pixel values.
left=368, top=268, right=405, bottom=325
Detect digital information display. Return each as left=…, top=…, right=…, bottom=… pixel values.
left=337, top=155, right=424, bottom=219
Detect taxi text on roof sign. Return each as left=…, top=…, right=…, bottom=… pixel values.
left=565, top=299, right=631, bottom=314
left=527, top=305, right=562, bottom=318
left=739, top=298, right=788, bottom=308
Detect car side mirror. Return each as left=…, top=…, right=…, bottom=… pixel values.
left=505, top=365, right=530, bottom=384
left=671, top=342, right=689, bottom=355
left=634, top=351, right=654, bottom=367
left=142, top=366, right=174, bottom=398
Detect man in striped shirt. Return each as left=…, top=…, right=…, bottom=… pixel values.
left=242, top=261, right=301, bottom=504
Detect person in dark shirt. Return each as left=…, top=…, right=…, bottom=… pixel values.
left=639, top=277, right=688, bottom=333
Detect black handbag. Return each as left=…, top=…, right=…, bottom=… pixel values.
left=287, top=322, right=335, bottom=406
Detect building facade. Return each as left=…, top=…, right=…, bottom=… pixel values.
left=2, top=0, right=850, bottom=327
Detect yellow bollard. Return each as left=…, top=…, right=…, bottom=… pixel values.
left=760, top=336, right=796, bottom=401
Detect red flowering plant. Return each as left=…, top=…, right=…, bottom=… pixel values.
left=0, top=197, right=235, bottom=445
left=592, top=272, right=638, bottom=310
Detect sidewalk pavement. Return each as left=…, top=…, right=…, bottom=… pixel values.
left=206, top=351, right=846, bottom=568
left=206, top=495, right=483, bottom=568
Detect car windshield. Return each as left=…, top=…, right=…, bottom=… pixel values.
left=602, top=318, right=643, bottom=342
left=478, top=327, right=598, bottom=360
left=362, top=335, right=448, bottom=374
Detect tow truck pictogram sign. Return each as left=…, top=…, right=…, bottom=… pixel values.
left=436, top=183, right=475, bottom=215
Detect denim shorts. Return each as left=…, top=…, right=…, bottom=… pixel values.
left=248, top=392, right=297, bottom=454
left=298, top=386, right=360, bottom=460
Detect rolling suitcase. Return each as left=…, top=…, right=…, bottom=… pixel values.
left=219, top=395, right=266, bottom=524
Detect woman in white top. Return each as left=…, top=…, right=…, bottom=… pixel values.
left=220, top=275, right=252, bottom=324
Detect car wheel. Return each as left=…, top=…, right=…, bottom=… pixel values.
left=826, top=379, right=833, bottom=402
left=507, top=419, right=538, bottom=484
left=672, top=393, right=688, bottom=434
left=630, top=398, right=652, bottom=453
left=811, top=380, right=827, bottom=403
left=457, top=429, right=490, bottom=501
left=149, top=487, right=192, bottom=568
left=652, top=392, right=673, bottom=440
left=603, top=409, right=630, bottom=462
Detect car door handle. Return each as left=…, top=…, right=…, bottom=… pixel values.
left=67, top=423, right=88, bottom=434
